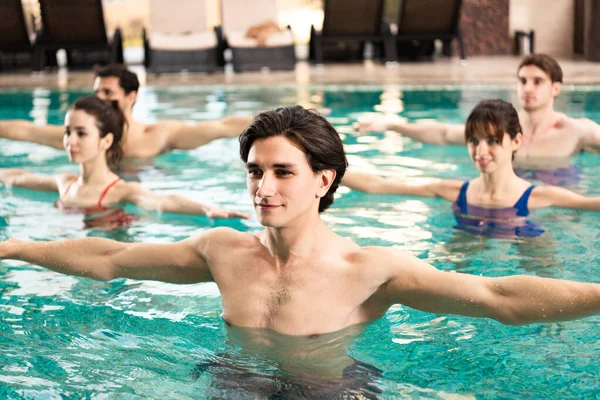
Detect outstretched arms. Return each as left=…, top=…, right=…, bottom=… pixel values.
left=342, top=171, right=461, bottom=201
left=530, top=186, right=600, bottom=211
left=378, top=248, right=600, bottom=325
left=0, top=234, right=213, bottom=284
left=163, top=116, right=253, bottom=150
left=579, top=118, right=600, bottom=153
left=0, top=169, right=60, bottom=192
left=123, top=182, right=250, bottom=219
left=0, top=121, right=64, bottom=150
left=355, top=115, right=466, bottom=145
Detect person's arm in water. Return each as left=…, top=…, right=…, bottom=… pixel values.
left=0, top=230, right=224, bottom=283
left=342, top=171, right=461, bottom=201
left=578, top=118, right=600, bottom=153
left=374, top=248, right=600, bottom=324
left=529, top=186, right=600, bottom=211
left=355, top=115, right=466, bottom=145
left=0, top=121, right=64, bottom=150
left=0, top=169, right=61, bottom=192
left=159, top=116, right=254, bottom=151
left=122, top=182, right=250, bottom=219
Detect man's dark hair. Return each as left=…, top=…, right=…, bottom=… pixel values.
left=239, top=106, right=348, bottom=213
left=518, top=54, right=563, bottom=83
left=94, top=64, right=140, bottom=94
left=465, top=99, right=522, bottom=159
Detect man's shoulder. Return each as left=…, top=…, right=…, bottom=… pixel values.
left=339, top=245, right=428, bottom=291
left=559, top=114, right=596, bottom=132
left=144, top=120, right=184, bottom=134
left=345, top=245, right=417, bottom=272
left=188, top=227, right=258, bottom=250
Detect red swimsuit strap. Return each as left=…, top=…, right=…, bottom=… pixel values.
left=97, top=178, right=121, bottom=209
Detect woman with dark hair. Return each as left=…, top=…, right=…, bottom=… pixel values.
left=0, top=96, right=249, bottom=228
left=343, top=99, right=600, bottom=237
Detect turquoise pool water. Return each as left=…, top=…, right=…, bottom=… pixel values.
left=1, top=85, right=599, bottom=398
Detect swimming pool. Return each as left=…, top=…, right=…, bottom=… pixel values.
left=1, top=85, right=599, bottom=398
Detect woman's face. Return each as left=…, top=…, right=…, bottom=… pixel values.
left=467, top=131, right=521, bottom=173
left=63, top=109, right=112, bottom=165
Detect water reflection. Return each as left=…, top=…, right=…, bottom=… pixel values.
left=191, top=322, right=383, bottom=398
left=0, top=85, right=599, bottom=397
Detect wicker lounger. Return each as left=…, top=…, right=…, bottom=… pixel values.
left=35, top=0, right=123, bottom=70
left=309, top=0, right=396, bottom=64
left=221, top=0, right=296, bottom=72
left=144, top=0, right=219, bottom=74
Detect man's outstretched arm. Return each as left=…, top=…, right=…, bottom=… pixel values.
left=0, top=121, right=64, bottom=150
left=356, top=115, right=466, bottom=145
left=378, top=248, right=600, bottom=324
left=579, top=118, right=600, bottom=153
left=162, top=116, right=254, bottom=150
left=0, top=233, right=215, bottom=284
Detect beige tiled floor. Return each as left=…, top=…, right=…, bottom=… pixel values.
left=1, top=56, right=600, bottom=90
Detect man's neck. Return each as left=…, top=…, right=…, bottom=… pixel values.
left=122, top=110, right=143, bottom=140
left=521, top=105, right=556, bottom=134
left=261, top=214, right=331, bottom=264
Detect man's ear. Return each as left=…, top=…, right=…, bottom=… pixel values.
left=126, top=90, right=138, bottom=107
left=551, top=82, right=561, bottom=98
left=316, top=169, right=336, bottom=198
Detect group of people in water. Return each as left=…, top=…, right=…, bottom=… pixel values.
left=1, top=54, right=600, bottom=395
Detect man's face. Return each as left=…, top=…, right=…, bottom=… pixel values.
left=93, top=76, right=134, bottom=113
left=517, top=65, right=561, bottom=112
left=246, top=136, right=330, bottom=228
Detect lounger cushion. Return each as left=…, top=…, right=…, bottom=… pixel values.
left=150, top=31, right=217, bottom=50
left=226, top=30, right=293, bottom=48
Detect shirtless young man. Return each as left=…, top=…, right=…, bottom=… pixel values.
left=357, top=54, right=600, bottom=180
left=1, top=107, right=600, bottom=394
left=0, top=64, right=253, bottom=171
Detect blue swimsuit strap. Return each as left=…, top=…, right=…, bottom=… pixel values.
left=456, top=181, right=469, bottom=213
left=513, top=185, right=536, bottom=217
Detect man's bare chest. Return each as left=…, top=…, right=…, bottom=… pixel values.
left=121, top=136, right=164, bottom=159
left=518, top=128, right=580, bottom=158
left=215, top=262, right=382, bottom=334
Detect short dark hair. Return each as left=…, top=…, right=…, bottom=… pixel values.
left=69, top=96, right=125, bottom=167
left=239, top=106, right=347, bottom=213
left=518, top=54, right=563, bottom=83
left=465, top=99, right=522, bottom=159
left=94, top=64, right=140, bottom=94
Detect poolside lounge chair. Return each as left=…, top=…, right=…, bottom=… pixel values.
left=35, top=0, right=124, bottom=70
left=221, top=0, right=296, bottom=72
left=143, top=0, right=219, bottom=73
left=394, top=0, right=466, bottom=60
left=0, top=0, right=38, bottom=71
left=309, top=0, right=396, bottom=64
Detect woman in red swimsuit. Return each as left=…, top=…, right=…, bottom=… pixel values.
left=341, top=99, right=600, bottom=237
left=0, top=96, right=249, bottom=228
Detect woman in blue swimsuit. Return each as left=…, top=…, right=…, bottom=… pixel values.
left=0, top=96, right=249, bottom=228
left=342, top=99, right=599, bottom=237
